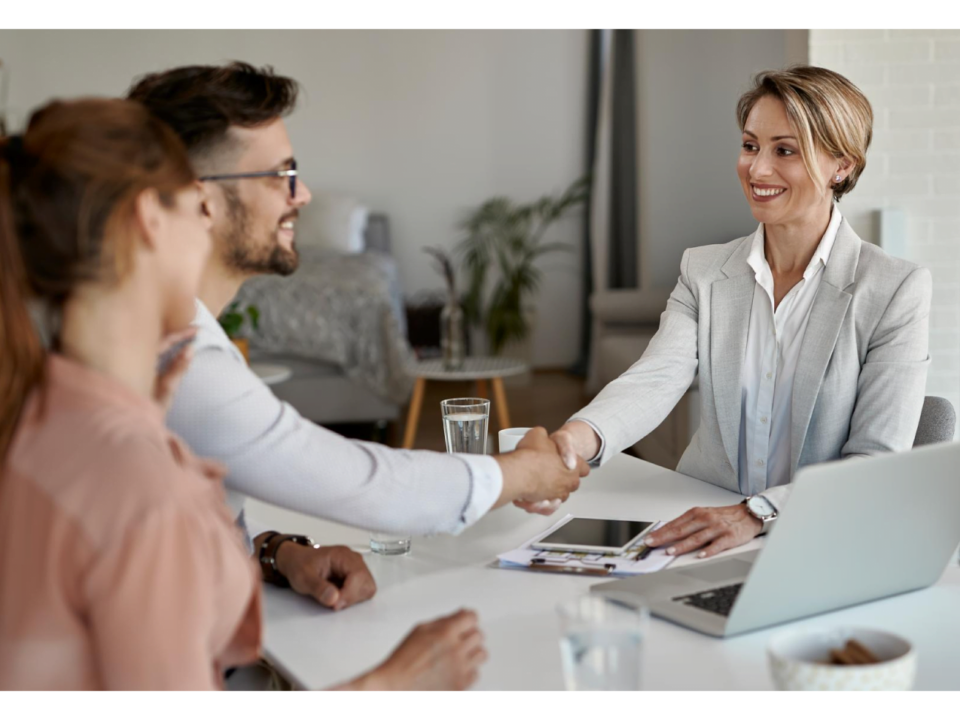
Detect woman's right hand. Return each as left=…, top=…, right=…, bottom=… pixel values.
left=551, top=421, right=601, bottom=465
left=345, top=609, right=488, bottom=691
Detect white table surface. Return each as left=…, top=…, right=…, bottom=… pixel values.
left=248, top=453, right=960, bottom=691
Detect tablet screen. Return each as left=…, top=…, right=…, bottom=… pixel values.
left=537, top=518, right=654, bottom=550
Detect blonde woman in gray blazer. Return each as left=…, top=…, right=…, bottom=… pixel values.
left=549, top=66, right=931, bottom=560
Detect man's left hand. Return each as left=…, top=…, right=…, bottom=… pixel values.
left=275, top=543, right=377, bottom=611
left=644, top=504, right=763, bottom=559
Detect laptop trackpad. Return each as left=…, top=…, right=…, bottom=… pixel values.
left=676, top=558, right=752, bottom=584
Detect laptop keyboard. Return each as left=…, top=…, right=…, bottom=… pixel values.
left=672, top=583, right=743, bottom=617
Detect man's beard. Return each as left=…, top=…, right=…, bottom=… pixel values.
left=221, top=184, right=299, bottom=277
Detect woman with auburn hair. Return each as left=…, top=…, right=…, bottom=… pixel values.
left=0, top=98, right=261, bottom=689
left=0, top=97, right=490, bottom=692
left=551, top=65, right=931, bottom=558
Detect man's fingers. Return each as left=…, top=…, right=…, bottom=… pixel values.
left=309, top=576, right=341, bottom=608
left=337, top=565, right=377, bottom=609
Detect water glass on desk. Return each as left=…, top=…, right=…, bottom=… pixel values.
left=557, top=596, right=649, bottom=691
left=369, top=532, right=411, bottom=556
left=369, top=398, right=491, bottom=556
left=441, top=398, right=490, bottom=454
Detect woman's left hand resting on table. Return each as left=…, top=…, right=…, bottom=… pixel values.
left=644, top=504, right=763, bottom=559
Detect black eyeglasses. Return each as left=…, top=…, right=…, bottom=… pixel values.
left=199, top=159, right=298, bottom=199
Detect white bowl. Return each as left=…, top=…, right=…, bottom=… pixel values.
left=767, top=627, right=916, bottom=691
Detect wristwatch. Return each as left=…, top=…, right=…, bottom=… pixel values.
left=742, top=495, right=778, bottom=535
left=257, top=532, right=316, bottom=587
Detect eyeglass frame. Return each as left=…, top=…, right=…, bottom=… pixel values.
left=199, top=159, right=298, bottom=199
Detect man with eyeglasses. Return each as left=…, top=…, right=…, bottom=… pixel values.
left=128, top=63, right=588, bottom=690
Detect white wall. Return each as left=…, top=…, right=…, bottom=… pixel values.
left=810, top=30, right=960, bottom=437
left=0, top=30, right=588, bottom=367
left=634, top=30, right=807, bottom=288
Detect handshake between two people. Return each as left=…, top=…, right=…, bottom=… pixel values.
left=492, top=426, right=592, bottom=516
left=505, top=422, right=766, bottom=559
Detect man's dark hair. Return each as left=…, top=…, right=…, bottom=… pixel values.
left=127, top=62, right=299, bottom=165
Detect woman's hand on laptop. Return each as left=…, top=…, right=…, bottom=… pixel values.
left=644, top=504, right=763, bottom=559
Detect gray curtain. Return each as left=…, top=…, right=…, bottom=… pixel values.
left=607, top=30, right=638, bottom=290
left=572, top=30, right=603, bottom=375
left=573, top=29, right=638, bottom=375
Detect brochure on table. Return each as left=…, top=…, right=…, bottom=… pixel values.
left=497, top=515, right=674, bottom=577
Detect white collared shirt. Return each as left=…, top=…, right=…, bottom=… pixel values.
left=741, top=206, right=842, bottom=500
left=166, top=300, right=503, bottom=541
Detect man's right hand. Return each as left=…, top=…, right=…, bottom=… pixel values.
left=339, top=609, right=487, bottom=691
left=494, top=426, right=589, bottom=511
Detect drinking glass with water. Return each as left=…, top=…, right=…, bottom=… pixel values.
left=556, top=596, right=649, bottom=691
left=441, top=398, right=490, bottom=454
left=369, top=398, right=491, bottom=556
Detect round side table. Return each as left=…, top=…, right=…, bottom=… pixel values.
left=403, top=357, right=529, bottom=449
left=250, top=362, right=293, bottom=386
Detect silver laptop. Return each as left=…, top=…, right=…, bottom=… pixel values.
left=592, top=441, right=960, bottom=637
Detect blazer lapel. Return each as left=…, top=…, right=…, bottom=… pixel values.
left=790, top=219, right=861, bottom=473
left=711, top=234, right=756, bottom=478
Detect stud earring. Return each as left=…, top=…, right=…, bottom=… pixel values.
left=835, top=175, right=842, bottom=183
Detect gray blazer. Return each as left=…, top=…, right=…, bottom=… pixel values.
left=574, top=219, right=931, bottom=508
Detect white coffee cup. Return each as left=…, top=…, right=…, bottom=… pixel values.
left=498, top=427, right=533, bottom=453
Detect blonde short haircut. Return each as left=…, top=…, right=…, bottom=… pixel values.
left=736, top=65, right=873, bottom=201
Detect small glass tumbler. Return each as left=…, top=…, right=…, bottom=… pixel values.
left=369, top=532, right=411, bottom=556
left=441, top=398, right=490, bottom=454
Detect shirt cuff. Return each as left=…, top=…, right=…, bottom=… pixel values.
left=454, top=453, right=504, bottom=533
left=568, top=416, right=606, bottom=467
left=758, top=484, right=793, bottom=514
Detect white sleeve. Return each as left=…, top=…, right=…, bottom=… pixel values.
left=758, top=484, right=792, bottom=513
left=167, top=344, right=502, bottom=536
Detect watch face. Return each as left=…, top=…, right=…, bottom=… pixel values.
left=748, top=496, right=774, bottom=519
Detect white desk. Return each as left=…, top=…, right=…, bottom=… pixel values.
left=248, top=453, right=960, bottom=690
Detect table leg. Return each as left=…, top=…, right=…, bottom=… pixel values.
left=475, top=379, right=489, bottom=399
left=403, top=377, right=427, bottom=449
left=492, top=377, right=511, bottom=429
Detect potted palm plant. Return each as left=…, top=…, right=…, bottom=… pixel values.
left=458, top=176, right=589, bottom=357
left=218, top=301, right=260, bottom=364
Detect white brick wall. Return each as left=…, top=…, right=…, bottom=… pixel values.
left=810, top=30, right=960, bottom=439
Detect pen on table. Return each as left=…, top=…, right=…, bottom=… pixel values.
left=528, top=558, right=615, bottom=576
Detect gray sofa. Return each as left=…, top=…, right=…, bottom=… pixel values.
left=250, top=214, right=403, bottom=428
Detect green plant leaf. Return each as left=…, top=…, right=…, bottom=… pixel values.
left=246, top=305, right=260, bottom=332
left=455, top=175, right=590, bottom=352
left=218, top=301, right=261, bottom=338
